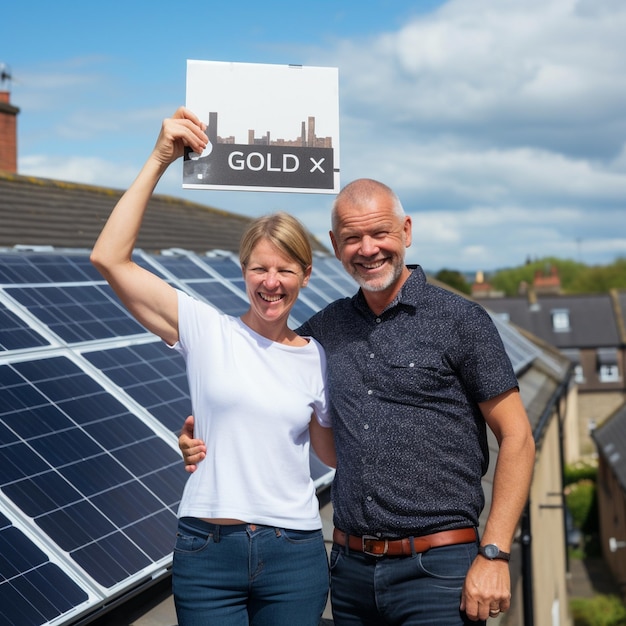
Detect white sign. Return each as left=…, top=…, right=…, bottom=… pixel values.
left=184, top=60, right=340, bottom=194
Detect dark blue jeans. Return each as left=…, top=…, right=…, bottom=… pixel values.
left=330, top=539, right=484, bottom=625
left=173, top=517, right=329, bottom=626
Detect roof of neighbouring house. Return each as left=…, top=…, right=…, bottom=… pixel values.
left=0, top=170, right=330, bottom=255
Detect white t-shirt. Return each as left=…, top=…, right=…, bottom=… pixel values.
left=172, top=290, right=331, bottom=529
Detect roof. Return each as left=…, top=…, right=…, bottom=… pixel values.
left=0, top=170, right=330, bottom=255
left=593, top=401, right=626, bottom=492
left=484, top=293, right=623, bottom=349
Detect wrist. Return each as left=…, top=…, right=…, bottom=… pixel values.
left=478, top=543, right=510, bottom=561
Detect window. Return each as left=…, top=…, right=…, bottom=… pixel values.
left=551, top=309, right=570, bottom=332
left=597, top=348, right=620, bottom=383
left=599, top=364, right=620, bottom=383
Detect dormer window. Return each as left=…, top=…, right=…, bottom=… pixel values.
left=551, top=309, right=570, bottom=332
left=597, top=348, right=620, bottom=383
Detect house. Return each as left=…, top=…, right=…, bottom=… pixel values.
left=485, top=287, right=626, bottom=460
left=592, top=401, right=626, bottom=599
left=0, top=88, right=577, bottom=626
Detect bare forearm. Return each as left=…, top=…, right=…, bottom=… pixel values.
left=482, top=429, right=535, bottom=549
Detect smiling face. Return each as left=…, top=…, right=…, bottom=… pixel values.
left=330, top=184, right=412, bottom=308
left=242, top=238, right=311, bottom=332
left=238, top=212, right=313, bottom=339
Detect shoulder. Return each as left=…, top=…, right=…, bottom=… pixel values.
left=421, top=280, right=485, bottom=317
left=177, top=290, right=235, bottom=340
left=298, top=296, right=354, bottom=337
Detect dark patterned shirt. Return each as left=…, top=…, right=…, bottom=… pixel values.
left=298, top=266, right=518, bottom=538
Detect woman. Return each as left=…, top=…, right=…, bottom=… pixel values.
left=91, top=107, right=335, bottom=626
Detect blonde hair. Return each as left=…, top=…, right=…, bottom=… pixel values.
left=240, top=212, right=313, bottom=273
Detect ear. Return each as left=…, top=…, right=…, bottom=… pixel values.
left=329, top=230, right=340, bottom=260
left=403, top=216, right=412, bottom=248
left=302, top=265, right=312, bottom=287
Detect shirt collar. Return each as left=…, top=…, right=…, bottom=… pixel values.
left=352, top=265, right=425, bottom=316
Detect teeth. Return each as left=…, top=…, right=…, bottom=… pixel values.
left=260, top=293, right=283, bottom=302
left=362, top=260, right=384, bottom=269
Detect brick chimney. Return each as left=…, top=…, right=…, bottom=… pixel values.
left=0, top=90, right=20, bottom=173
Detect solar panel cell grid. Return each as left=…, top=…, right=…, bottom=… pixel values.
left=0, top=356, right=185, bottom=593
left=201, top=255, right=243, bottom=278
left=0, top=303, right=50, bottom=351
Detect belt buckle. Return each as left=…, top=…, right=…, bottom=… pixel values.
left=362, top=535, right=388, bottom=556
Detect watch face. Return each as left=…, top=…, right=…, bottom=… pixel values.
left=484, top=544, right=499, bottom=558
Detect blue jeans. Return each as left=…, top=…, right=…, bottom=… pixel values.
left=172, top=517, right=329, bottom=626
left=330, top=539, right=483, bottom=626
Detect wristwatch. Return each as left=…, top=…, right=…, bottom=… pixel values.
left=478, top=544, right=510, bottom=561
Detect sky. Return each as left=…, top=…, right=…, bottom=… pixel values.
left=3, top=0, right=626, bottom=273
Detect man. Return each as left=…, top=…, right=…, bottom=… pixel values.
left=180, top=178, right=535, bottom=624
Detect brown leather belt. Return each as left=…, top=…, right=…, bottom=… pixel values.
left=333, top=527, right=477, bottom=557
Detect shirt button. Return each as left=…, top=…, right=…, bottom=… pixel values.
left=409, top=362, right=415, bottom=367
left=366, top=496, right=373, bottom=502
left=375, top=318, right=381, bottom=323
left=367, top=389, right=373, bottom=395
left=369, top=353, right=375, bottom=359
left=364, top=424, right=369, bottom=430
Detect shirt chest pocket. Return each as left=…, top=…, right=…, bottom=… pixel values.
left=383, top=353, right=450, bottom=398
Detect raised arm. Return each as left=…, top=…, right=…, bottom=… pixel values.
left=91, top=107, right=207, bottom=345
left=460, top=388, right=535, bottom=621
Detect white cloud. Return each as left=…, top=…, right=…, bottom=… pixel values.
left=19, top=155, right=136, bottom=190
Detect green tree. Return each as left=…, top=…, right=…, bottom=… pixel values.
left=434, top=269, right=471, bottom=294
left=569, top=257, right=626, bottom=293
left=489, top=257, right=626, bottom=296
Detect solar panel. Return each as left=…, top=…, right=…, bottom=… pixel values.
left=200, top=254, right=244, bottom=279
left=0, top=253, right=100, bottom=285
left=0, top=301, right=50, bottom=351
left=6, top=284, right=146, bottom=343
left=145, top=251, right=249, bottom=316
left=0, top=511, right=89, bottom=626
left=0, top=357, right=185, bottom=588
left=184, top=281, right=248, bottom=316
left=82, top=342, right=191, bottom=433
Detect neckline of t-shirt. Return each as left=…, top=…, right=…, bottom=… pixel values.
left=235, top=317, right=312, bottom=351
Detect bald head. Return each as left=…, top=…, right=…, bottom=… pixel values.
left=331, top=179, right=405, bottom=233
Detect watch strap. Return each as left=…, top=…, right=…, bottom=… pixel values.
left=478, top=544, right=511, bottom=561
